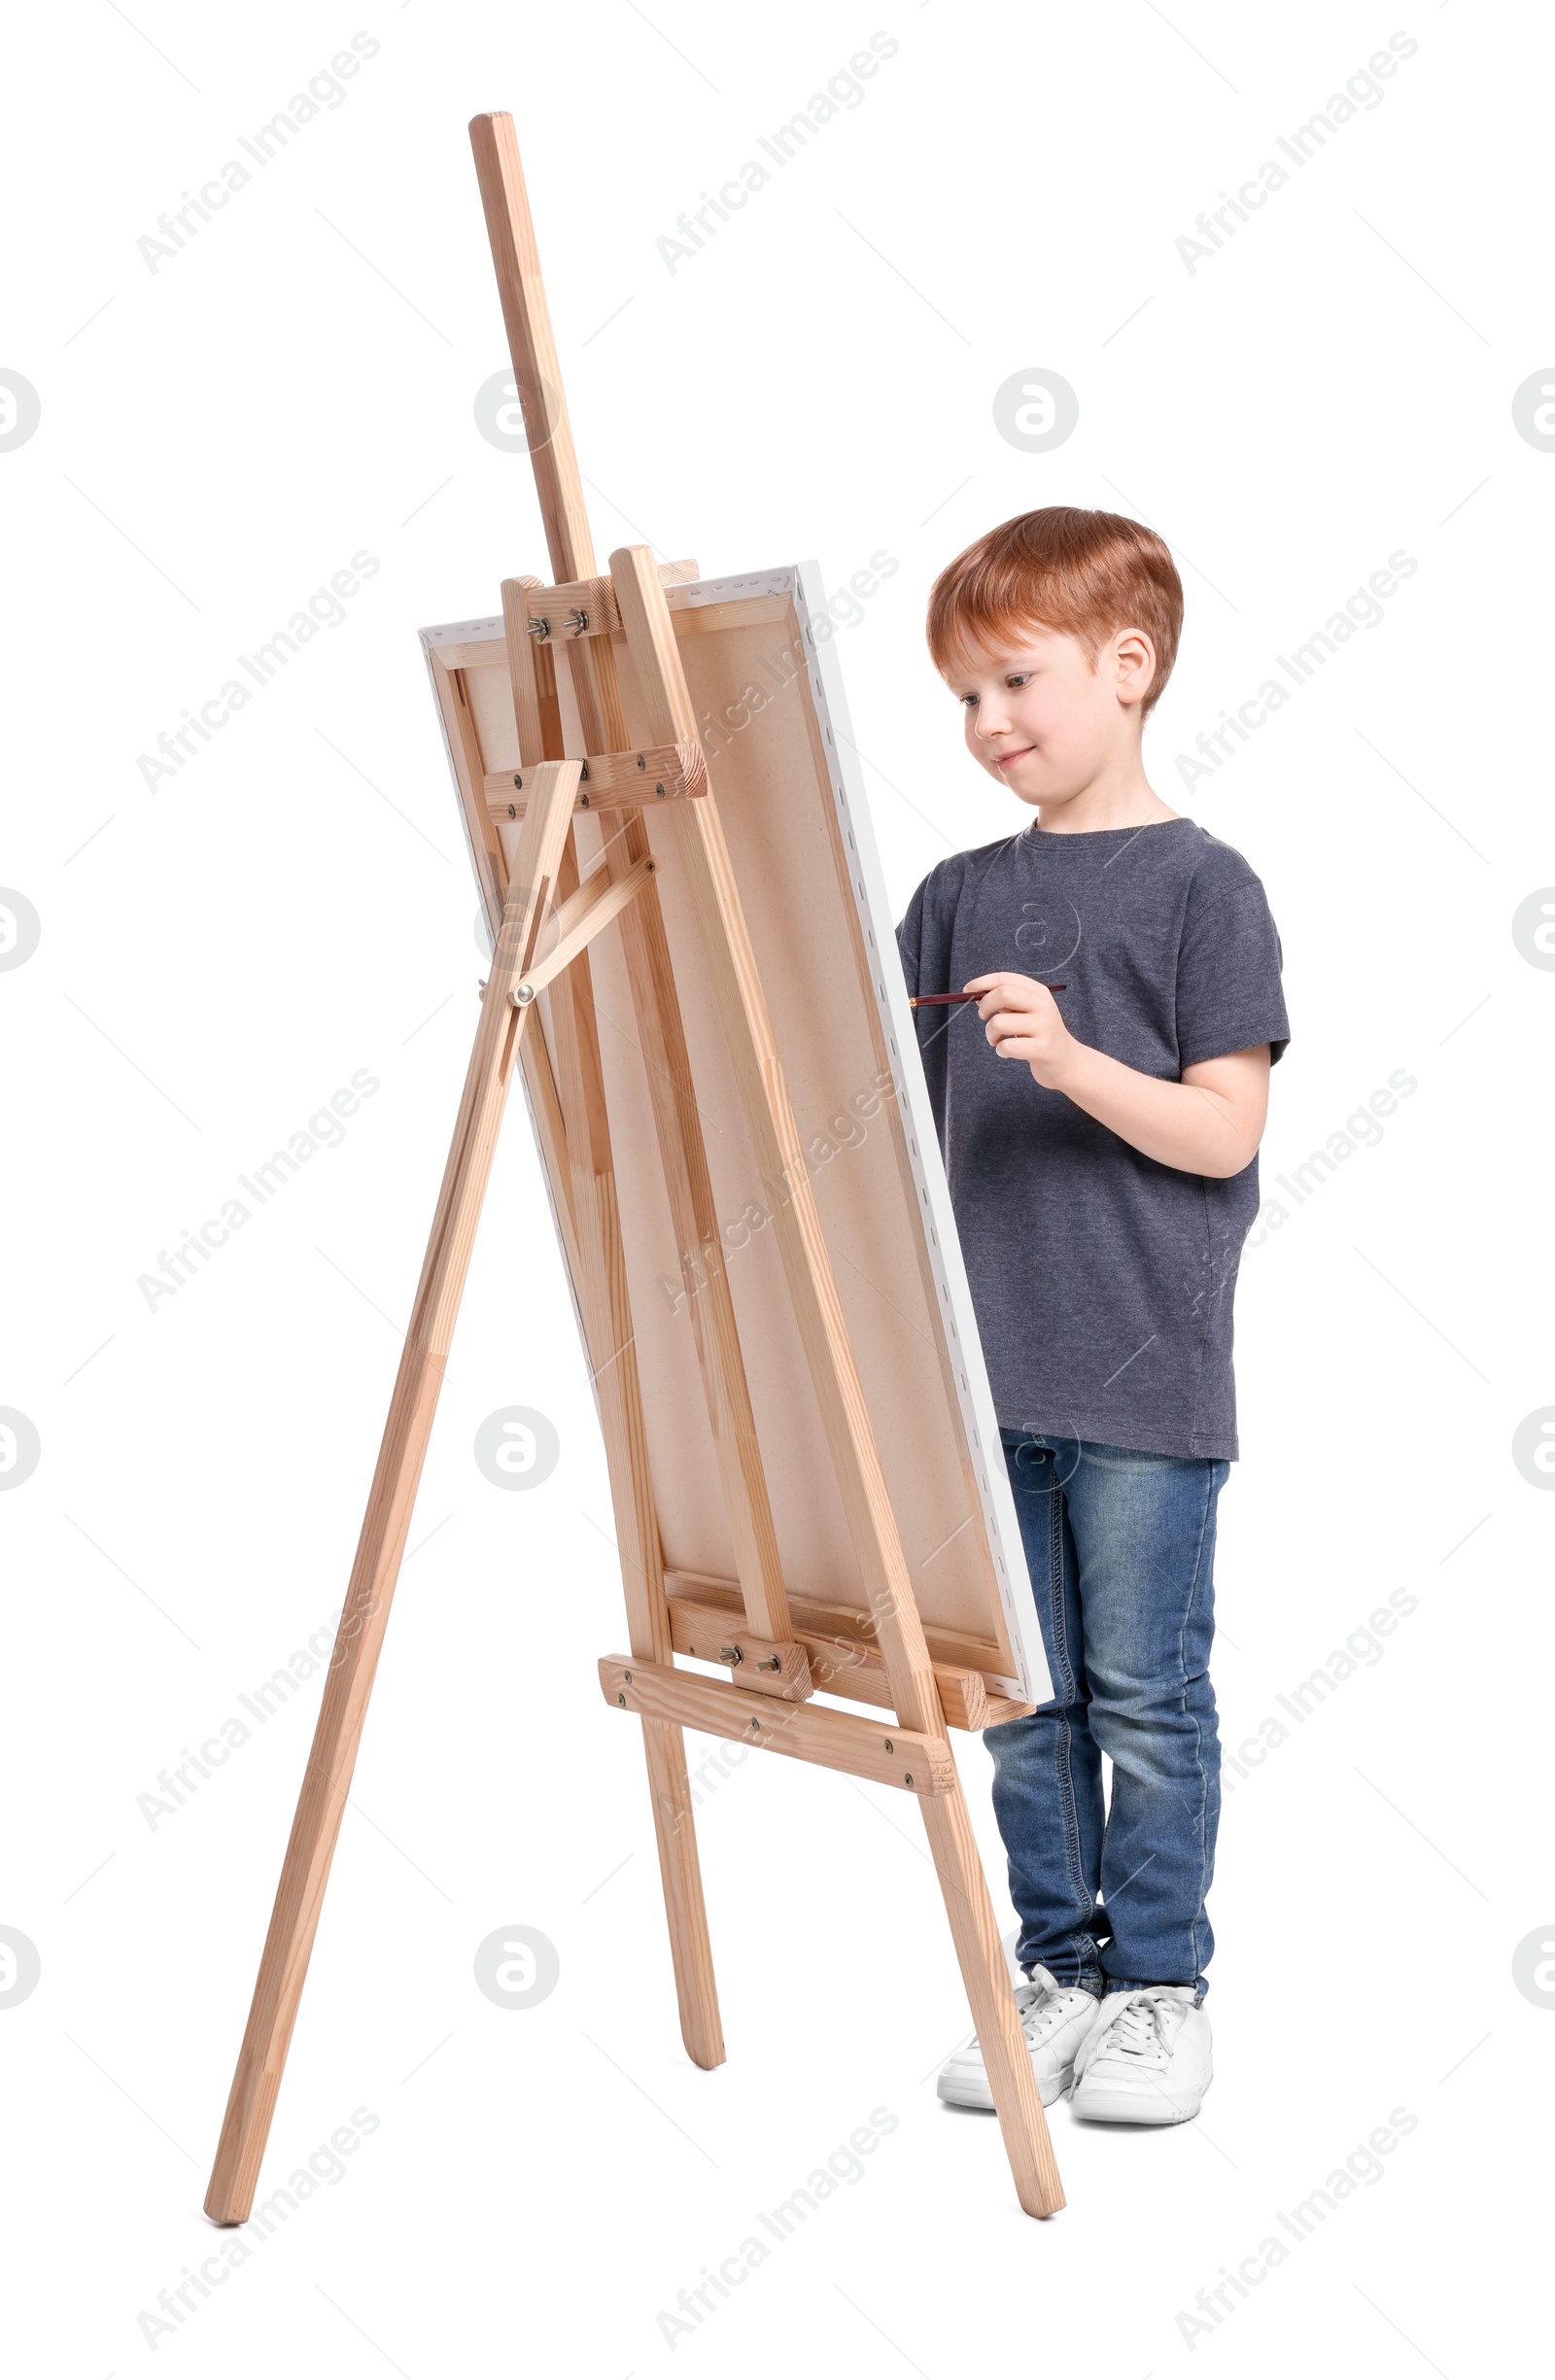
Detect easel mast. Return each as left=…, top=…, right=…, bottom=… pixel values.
left=203, top=113, right=1063, bottom=2225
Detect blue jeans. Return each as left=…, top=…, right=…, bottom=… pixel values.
left=986, top=1431, right=1227, bottom=2002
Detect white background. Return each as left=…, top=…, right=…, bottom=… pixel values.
left=2, top=1, right=1548, bottom=2371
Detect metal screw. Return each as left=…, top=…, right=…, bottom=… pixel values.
left=579, top=761, right=591, bottom=781
left=512, top=773, right=523, bottom=788
left=513, top=983, right=536, bottom=1006
left=616, top=1692, right=625, bottom=1706
left=883, top=1738, right=894, bottom=1752
left=718, top=1644, right=743, bottom=1667
left=507, top=804, right=516, bottom=818
left=623, top=1671, right=632, bottom=1682
left=655, top=782, right=665, bottom=798
left=905, top=1773, right=915, bottom=1786
left=749, top=1718, right=760, bottom=1734
left=579, top=792, right=591, bottom=808
left=756, top=1655, right=780, bottom=1672
left=635, top=753, right=645, bottom=770
left=528, top=616, right=550, bottom=641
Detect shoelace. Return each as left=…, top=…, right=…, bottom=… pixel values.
left=1091, top=1989, right=1186, bottom=2066
left=1013, top=1980, right=1090, bottom=2044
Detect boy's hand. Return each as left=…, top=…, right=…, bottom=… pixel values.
left=964, top=972, right=1075, bottom=1089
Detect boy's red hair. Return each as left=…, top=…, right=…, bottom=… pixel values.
left=926, top=507, right=1184, bottom=718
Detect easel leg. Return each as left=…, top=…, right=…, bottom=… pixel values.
left=203, top=765, right=580, bottom=2225
left=546, top=902, right=724, bottom=2070
left=640, top=1718, right=723, bottom=2068
left=920, top=1783, right=1066, bottom=2218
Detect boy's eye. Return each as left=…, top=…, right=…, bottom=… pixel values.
left=959, top=692, right=978, bottom=708
left=1005, top=673, right=1030, bottom=689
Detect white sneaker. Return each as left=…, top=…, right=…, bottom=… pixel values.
left=937, top=1966, right=1099, bottom=2111
left=1069, top=1985, right=1211, bottom=2123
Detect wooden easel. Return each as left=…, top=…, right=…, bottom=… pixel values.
left=203, top=112, right=1064, bottom=2224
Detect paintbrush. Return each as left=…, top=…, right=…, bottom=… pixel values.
left=909, top=984, right=1066, bottom=1007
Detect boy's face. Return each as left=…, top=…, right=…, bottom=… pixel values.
left=944, top=622, right=1155, bottom=813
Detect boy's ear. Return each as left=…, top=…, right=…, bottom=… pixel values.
left=1113, top=628, right=1158, bottom=707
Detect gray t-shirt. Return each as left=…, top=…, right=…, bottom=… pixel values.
left=896, top=816, right=1289, bottom=1461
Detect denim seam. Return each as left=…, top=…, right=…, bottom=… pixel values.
left=1053, top=1457, right=1109, bottom=1993
left=1019, top=1451, right=1100, bottom=1989
left=1045, top=1469, right=1091, bottom=1936
left=1174, top=1459, right=1222, bottom=1987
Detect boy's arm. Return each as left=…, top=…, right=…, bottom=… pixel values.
left=965, top=971, right=1270, bottom=1180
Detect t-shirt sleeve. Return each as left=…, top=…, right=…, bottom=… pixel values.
left=895, top=877, right=926, bottom=997
left=896, top=869, right=952, bottom=1144
left=1175, top=854, right=1291, bottom=1069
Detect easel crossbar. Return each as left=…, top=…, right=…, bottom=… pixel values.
left=599, top=1656, right=955, bottom=1796
left=511, top=851, right=659, bottom=1000
left=516, top=560, right=700, bottom=641
left=486, top=741, right=707, bottom=815
left=664, top=1594, right=1020, bottom=1733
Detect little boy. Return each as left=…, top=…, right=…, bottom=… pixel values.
left=897, top=507, right=1289, bottom=2126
